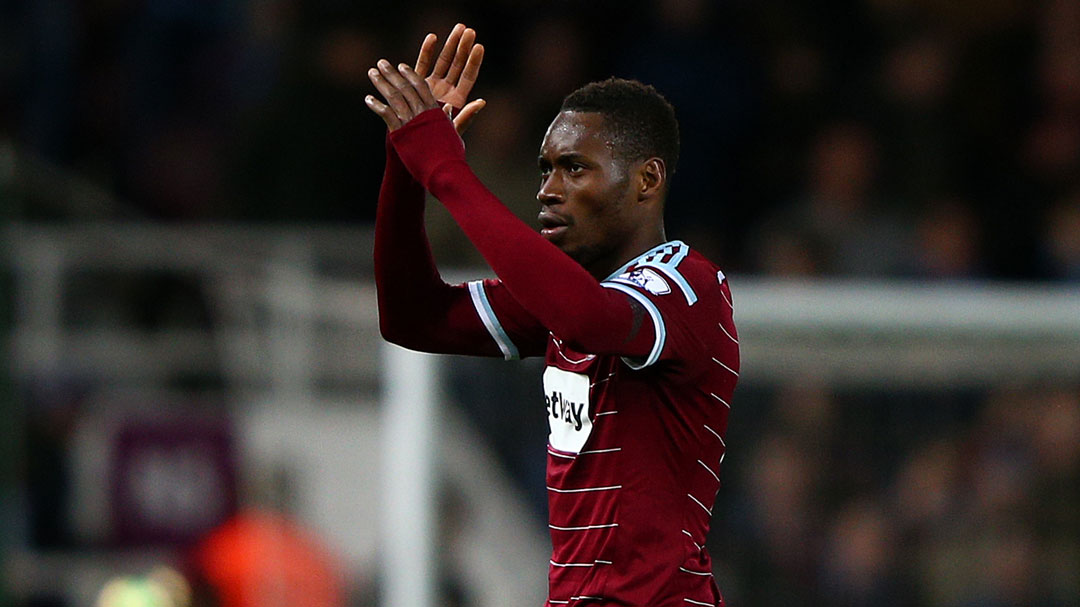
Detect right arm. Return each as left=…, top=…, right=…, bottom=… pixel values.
left=374, top=137, right=544, bottom=358
left=372, top=24, right=547, bottom=358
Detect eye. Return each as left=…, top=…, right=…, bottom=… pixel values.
left=568, top=163, right=585, bottom=174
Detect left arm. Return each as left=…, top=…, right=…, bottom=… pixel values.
left=366, top=63, right=655, bottom=357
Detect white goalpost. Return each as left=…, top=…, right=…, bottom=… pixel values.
left=381, top=345, right=440, bottom=607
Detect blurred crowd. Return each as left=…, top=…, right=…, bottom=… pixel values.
left=445, top=362, right=1080, bottom=607
left=1, top=0, right=1078, bottom=279
left=709, top=381, right=1080, bottom=607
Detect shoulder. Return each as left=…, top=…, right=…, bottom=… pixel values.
left=604, top=241, right=724, bottom=308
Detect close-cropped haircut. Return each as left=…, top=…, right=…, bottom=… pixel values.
left=560, top=77, right=680, bottom=177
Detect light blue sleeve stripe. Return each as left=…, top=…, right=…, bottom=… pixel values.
left=467, top=281, right=520, bottom=360
left=601, top=282, right=666, bottom=370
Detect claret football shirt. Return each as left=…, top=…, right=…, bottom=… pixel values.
left=380, top=110, right=740, bottom=607
left=468, top=240, right=740, bottom=607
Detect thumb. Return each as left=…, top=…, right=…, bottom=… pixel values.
left=453, top=98, right=486, bottom=136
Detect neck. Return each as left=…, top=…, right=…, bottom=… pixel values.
left=586, top=225, right=668, bottom=280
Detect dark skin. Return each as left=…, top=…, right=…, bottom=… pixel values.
left=365, top=23, right=487, bottom=134
left=366, top=26, right=669, bottom=281
left=537, top=111, right=668, bottom=279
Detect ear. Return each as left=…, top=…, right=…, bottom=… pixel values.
left=637, top=157, right=666, bottom=202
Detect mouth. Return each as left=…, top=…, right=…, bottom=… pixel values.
left=538, top=210, right=569, bottom=240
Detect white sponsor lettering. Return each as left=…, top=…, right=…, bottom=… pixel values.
left=543, top=367, right=593, bottom=453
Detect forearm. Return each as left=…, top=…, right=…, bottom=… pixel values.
left=429, top=164, right=637, bottom=347
left=373, top=137, right=499, bottom=355
left=390, top=111, right=652, bottom=356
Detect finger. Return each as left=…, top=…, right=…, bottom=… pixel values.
left=456, top=44, right=484, bottom=100
left=415, top=33, right=437, bottom=75
left=378, top=59, right=426, bottom=115
left=368, top=65, right=412, bottom=122
left=443, top=103, right=454, bottom=118
left=365, top=94, right=402, bottom=131
left=453, top=98, right=486, bottom=136
left=432, top=23, right=465, bottom=79
left=399, top=63, right=437, bottom=108
left=445, top=27, right=476, bottom=84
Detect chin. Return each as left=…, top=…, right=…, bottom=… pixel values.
left=561, top=245, right=591, bottom=268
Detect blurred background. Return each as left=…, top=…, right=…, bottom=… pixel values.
left=1, top=0, right=1078, bottom=606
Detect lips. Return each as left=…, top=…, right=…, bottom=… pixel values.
left=538, top=210, right=569, bottom=239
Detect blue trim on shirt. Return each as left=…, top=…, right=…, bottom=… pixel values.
left=606, top=240, right=698, bottom=306
left=467, top=281, right=519, bottom=360
left=601, top=282, right=666, bottom=369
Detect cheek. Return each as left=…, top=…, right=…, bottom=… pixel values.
left=575, top=178, right=623, bottom=213
left=568, top=197, right=625, bottom=247
left=568, top=191, right=610, bottom=232
left=589, top=181, right=634, bottom=222
left=565, top=171, right=632, bottom=227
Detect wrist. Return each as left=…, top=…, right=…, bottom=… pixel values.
left=389, top=108, right=466, bottom=186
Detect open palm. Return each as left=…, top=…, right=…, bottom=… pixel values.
left=415, top=24, right=484, bottom=110
left=366, top=24, right=486, bottom=135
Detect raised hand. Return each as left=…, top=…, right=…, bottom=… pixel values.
left=366, top=24, right=486, bottom=135
left=366, top=59, right=441, bottom=132
left=416, top=23, right=484, bottom=110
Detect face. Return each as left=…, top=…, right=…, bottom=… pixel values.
left=537, top=111, right=641, bottom=275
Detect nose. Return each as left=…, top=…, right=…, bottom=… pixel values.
left=537, top=172, right=563, bottom=205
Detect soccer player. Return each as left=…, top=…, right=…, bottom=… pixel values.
left=366, top=24, right=740, bottom=607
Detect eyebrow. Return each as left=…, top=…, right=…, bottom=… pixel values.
left=538, top=152, right=590, bottom=166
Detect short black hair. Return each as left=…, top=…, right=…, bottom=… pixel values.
left=560, top=77, right=680, bottom=176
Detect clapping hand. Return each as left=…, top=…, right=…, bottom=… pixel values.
left=366, top=23, right=485, bottom=135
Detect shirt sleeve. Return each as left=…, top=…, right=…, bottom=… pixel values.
left=374, top=134, right=546, bottom=358
left=466, top=278, right=549, bottom=360
left=388, top=109, right=657, bottom=361
left=600, top=260, right=710, bottom=370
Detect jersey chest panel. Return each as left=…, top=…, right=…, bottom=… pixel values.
left=543, top=366, right=593, bottom=453
left=543, top=336, right=621, bottom=456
